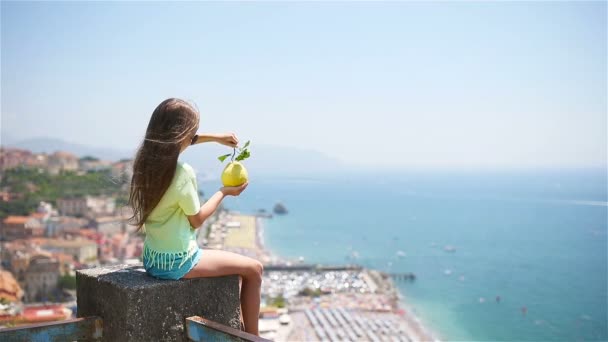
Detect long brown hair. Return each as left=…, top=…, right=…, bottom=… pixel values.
left=128, top=98, right=199, bottom=231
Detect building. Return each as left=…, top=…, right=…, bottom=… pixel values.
left=45, top=216, right=89, bottom=237
left=40, top=238, right=97, bottom=264
left=1, top=239, right=79, bottom=282
left=56, top=197, right=88, bottom=217
left=46, top=151, right=79, bottom=175
left=1, top=216, right=44, bottom=241
left=24, top=254, right=60, bottom=302
left=0, top=239, right=40, bottom=282
left=57, top=196, right=116, bottom=217
left=0, top=148, right=47, bottom=170
left=35, top=201, right=57, bottom=221
left=0, top=270, right=24, bottom=303
left=0, top=147, right=31, bottom=170
left=78, top=156, right=112, bottom=172
left=85, top=196, right=116, bottom=216
left=50, top=252, right=77, bottom=275
left=94, top=215, right=127, bottom=235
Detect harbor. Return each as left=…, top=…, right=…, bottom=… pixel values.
left=198, top=211, right=439, bottom=341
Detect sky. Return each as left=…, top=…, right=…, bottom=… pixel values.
left=1, top=1, right=606, bottom=169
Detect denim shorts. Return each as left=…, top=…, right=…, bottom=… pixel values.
left=144, top=247, right=203, bottom=280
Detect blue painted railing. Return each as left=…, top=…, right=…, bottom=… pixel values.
left=0, top=316, right=271, bottom=341
left=186, top=316, right=271, bottom=342
left=0, top=316, right=103, bottom=341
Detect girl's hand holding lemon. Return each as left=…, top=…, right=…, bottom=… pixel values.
left=221, top=182, right=249, bottom=196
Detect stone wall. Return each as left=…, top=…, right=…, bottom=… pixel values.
left=76, top=264, right=242, bottom=342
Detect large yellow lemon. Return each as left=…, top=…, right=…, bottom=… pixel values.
left=221, top=161, right=248, bottom=187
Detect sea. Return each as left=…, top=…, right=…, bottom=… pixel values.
left=199, top=168, right=607, bottom=341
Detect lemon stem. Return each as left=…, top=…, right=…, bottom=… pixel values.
left=231, top=148, right=236, bottom=162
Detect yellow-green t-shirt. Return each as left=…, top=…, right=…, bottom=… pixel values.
left=142, top=161, right=200, bottom=269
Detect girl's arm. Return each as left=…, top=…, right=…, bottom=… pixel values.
left=192, top=133, right=238, bottom=148
left=187, top=183, right=248, bottom=229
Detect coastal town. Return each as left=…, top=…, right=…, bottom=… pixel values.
left=0, top=146, right=436, bottom=341
left=0, top=147, right=140, bottom=326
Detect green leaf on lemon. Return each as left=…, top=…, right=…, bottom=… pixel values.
left=235, top=149, right=250, bottom=161
left=218, top=154, right=232, bottom=162
left=219, top=140, right=251, bottom=163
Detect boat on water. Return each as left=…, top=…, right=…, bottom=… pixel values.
left=443, top=245, right=456, bottom=253
left=345, top=250, right=360, bottom=261
left=273, top=202, right=288, bottom=215
left=256, top=208, right=273, bottom=218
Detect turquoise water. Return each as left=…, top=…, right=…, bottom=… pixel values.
left=200, top=169, right=607, bottom=341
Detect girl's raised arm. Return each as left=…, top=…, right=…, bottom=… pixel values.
left=191, top=133, right=238, bottom=147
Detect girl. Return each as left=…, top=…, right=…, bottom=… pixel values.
left=128, top=98, right=263, bottom=335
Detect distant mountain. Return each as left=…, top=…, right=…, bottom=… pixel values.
left=3, top=137, right=346, bottom=176
left=4, top=137, right=135, bottom=161
left=181, top=143, right=346, bottom=179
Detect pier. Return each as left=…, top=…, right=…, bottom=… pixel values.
left=263, top=264, right=363, bottom=272
left=388, top=273, right=417, bottom=281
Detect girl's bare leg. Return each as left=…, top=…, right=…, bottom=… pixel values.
left=182, top=249, right=263, bottom=335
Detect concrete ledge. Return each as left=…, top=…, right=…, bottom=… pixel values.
left=76, top=263, right=242, bottom=342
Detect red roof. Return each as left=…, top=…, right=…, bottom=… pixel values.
left=31, top=212, right=47, bottom=219
left=3, top=216, right=31, bottom=225
left=21, top=305, right=71, bottom=323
